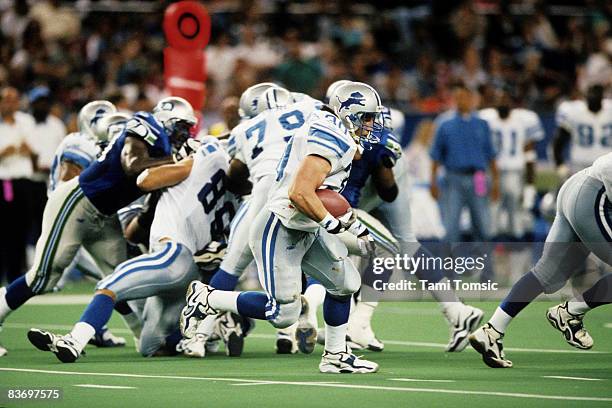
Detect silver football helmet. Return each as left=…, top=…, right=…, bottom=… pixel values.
left=328, top=82, right=384, bottom=148
left=261, top=87, right=292, bottom=111
left=325, top=80, right=352, bottom=103
left=95, top=112, right=131, bottom=143
left=153, top=96, right=197, bottom=149
left=238, top=82, right=279, bottom=119
left=78, top=100, right=117, bottom=141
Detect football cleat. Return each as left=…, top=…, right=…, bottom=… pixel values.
left=88, top=326, right=126, bottom=348
left=216, top=311, right=252, bottom=357
left=319, top=347, right=379, bottom=374
left=469, top=324, right=512, bottom=368
left=346, top=312, right=384, bottom=352
left=276, top=327, right=298, bottom=354
left=177, top=334, right=207, bottom=358
left=28, top=329, right=83, bottom=363
left=444, top=304, right=484, bottom=352
left=546, top=302, right=593, bottom=350
left=193, top=241, right=227, bottom=272
left=295, top=296, right=317, bottom=354
left=180, top=281, right=218, bottom=339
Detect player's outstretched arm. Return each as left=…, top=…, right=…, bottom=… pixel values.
left=136, top=157, right=194, bottom=192
left=121, top=136, right=174, bottom=177
left=288, top=154, right=331, bottom=222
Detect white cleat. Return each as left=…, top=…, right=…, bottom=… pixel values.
left=469, top=324, right=513, bottom=368
left=444, top=304, right=484, bottom=352
left=346, top=320, right=384, bottom=352
left=546, top=302, right=593, bottom=350
left=28, top=329, right=82, bottom=363
left=296, top=296, right=317, bottom=354
left=319, top=347, right=379, bottom=374
left=177, top=334, right=207, bottom=358
left=180, top=281, right=218, bottom=339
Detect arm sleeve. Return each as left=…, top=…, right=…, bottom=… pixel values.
left=306, top=125, right=351, bottom=169
left=525, top=111, right=545, bottom=142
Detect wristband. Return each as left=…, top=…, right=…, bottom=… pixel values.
left=319, top=213, right=339, bottom=231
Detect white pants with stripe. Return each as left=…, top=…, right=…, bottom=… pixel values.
left=25, top=178, right=127, bottom=294
left=249, top=209, right=361, bottom=328
left=533, top=171, right=612, bottom=292
left=219, top=175, right=274, bottom=276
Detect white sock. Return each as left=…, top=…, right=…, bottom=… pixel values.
left=430, top=278, right=461, bottom=304
left=304, top=283, right=325, bottom=325
left=120, top=313, right=142, bottom=339
left=0, top=287, right=12, bottom=323
left=208, top=290, right=239, bottom=314
left=488, top=307, right=513, bottom=333
left=195, top=315, right=217, bottom=337
left=568, top=300, right=591, bottom=315
left=69, top=322, right=96, bottom=351
left=325, top=322, right=348, bottom=353
left=349, top=301, right=377, bottom=327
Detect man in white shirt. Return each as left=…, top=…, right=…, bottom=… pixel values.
left=26, top=86, right=65, bottom=245
left=0, top=86, right=35, bottom=286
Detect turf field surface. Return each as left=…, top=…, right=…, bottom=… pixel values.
left=0, top=292, right=611, bottom=407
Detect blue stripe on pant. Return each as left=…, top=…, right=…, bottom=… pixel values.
left=97, top=243, right=181, bottom=290
left=262, top=214, right=281, bottom=321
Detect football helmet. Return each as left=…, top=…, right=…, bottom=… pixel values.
left=261, top=87, right=292, bottom=111
left=238, top=82, right=279, bottom=119
left=325, top=79, right=352, bottom=102
left=153, top=96, right=197, bottom=149
left=78, top=100, right=117, bottom=141
left=94, top=112, right=131, bottom=144
left=328, top=82, right=384, bottom=149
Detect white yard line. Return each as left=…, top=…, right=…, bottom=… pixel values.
left=232, top=381, right=341, bottom=386
left=0, top=368, right=611, bottom=402
left=74, top=384, right=136, bottom=389
left=3, top=323, right=608, bottom=354
left=543, top=376, right=604, bottom=382
left=390, top=378, right=456, bottom=383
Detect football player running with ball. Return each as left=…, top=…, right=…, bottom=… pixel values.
left=181, top=82, right=383, bottom=373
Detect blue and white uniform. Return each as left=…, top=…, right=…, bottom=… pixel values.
left=95, top=141, right=235, bottom=356
left=250, top=109, right=361, bottom=328
left=221, top=98, right=321, bottom=277
left=479, top=108, right=544, bottom=238
left=48, top=132, right=98, bottom=195
left=24, top=111, right=172, bottom=294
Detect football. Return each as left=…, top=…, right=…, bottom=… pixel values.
left=316, top=189, right=351, bottom=217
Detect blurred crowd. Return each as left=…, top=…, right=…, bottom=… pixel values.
left=0, top=0, right=610, bottom=128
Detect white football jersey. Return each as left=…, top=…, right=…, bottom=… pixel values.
left=268, top=109, right=358, bottom=232
left=479, top=108, right=544, bottom=171
left=556, top=99, right=612, bottom=171
left=227, top=98, right=322, bottom=183
left=150, top=141, right=235, bottom=253
left=48, top=132, right=99, bottom=194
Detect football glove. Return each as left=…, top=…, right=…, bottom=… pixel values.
left=381, top=136, right=402, bottom=168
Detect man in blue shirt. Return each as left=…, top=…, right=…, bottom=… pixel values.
left=430, top=84, right=499, bottom=242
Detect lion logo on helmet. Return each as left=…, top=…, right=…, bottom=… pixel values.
left=338, top=92, right=366, bottom=112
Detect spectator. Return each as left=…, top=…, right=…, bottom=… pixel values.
left=26, top=85, right=65, bottom=243
left=273, top=30, right=322, bottom=95
left=429, top=83, right=499, bottom=242
left=0, top=87, right=35, bottom=283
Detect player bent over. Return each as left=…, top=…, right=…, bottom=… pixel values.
left=28, top=139, right=236, bottom=362
left=469, top=152, right=612, bottom=368
left=181, top=82, right=383, bottom=373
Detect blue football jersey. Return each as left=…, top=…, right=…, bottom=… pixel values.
left=341, top=128, right=398, bottom=207
left=79, top=112, right=172, bottom=215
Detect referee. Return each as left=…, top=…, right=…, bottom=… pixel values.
left=430, top=83, right=499, bottom=242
